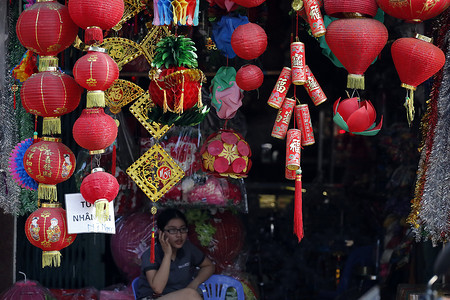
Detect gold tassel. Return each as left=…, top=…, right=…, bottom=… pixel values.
left=163, top=90, right=169, bottom=113
left=42, top=117, right=61, bottom=135
left=197, top=83, right=203, bottom=108
left=402, top=83, right=416, bottom=126
left=347, top=74, right=365, bottom=90
left=38, top=56, right=59, bottom=72
left=87, top=91, right=105, bottom=108
left=95, top=199, right=109, bottom=223
left=38, top=184, right=57, bottom=202
left=42, top=251, right=62, bottom=268
left=175, top=75, right=185, bottom=114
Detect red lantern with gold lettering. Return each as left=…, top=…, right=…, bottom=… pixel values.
left=25, top=203, right=76, bottom=268
left=376, top=0, right=449, bottom=22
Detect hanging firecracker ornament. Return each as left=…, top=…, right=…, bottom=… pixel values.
left=325, top=18, right=388, bottom=90
left=391, top=34, right=445, bottom=125
left=376, top=0, right=449, bottom=23
left=231, top=0, right=266, bottom=8
left=285, top=129, right=301, bottom=171
left=294, top=104, right=316, bottom=146
left=20, top=68, right=82, bottom=135
left=80, top=168, right=119, bottom=222
left=303, top=0, right=326, bottom=37
left=148, top=35, right=209, bottom=126
left=267, top=67, right=292, bottom=109
left=72, top=108, right=118, bottom=154
left=333, top=97, right=383, bottom=135
left=16, top=0, right=78, bottom=71
left=68, top=0, right=124, bottom=45
left=23, top=138, right=76, bottom=202
left=25, top=203, right=76, bottom=268
left=235, top=64, right=264, bottom=91
left=271, top=97, right=296, bottom=140
left=231, top=23, right=268, bottom=60
left=324, top=0, right=379, bottom=18
left=201, top=129, right=252, bottom=178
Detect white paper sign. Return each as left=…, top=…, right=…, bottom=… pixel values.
left=65, top=193, right=116, bottom=234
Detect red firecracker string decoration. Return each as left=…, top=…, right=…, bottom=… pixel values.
left=25, top=203, right=77, bottom=268
left=231, top=23, right=268, bottom=60
left=80, top=168, right=119, bottom=222
left=236, top=64, right=264, bottom=91
left=376, top=0, right=450, bottom=23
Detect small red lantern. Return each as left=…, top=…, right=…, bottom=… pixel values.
left=376, top=0, right=449, bottom=22
left=324, top=0, right=379, bottom=18
left=80, top=168, right=119, bottom=222
left=200, top=129, right=252, bottom=178
left=325, top=18, right=388, bottom=90
left=24, top=138, right=76, bottom=202
left=73, top=108, right=118, bottom=154
left=25, top=203, right=76, bottom=268
left=236, top=64, right=264, bottom=91
left=20, top=69, right=82, bottom=135
left=231, top=0, right=266, bottom=8
left=231, top=23, right=267, bottom=60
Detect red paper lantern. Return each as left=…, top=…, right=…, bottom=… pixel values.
left=231, top=23, right=267, bottom=60
left=236, top=64, right=264, bottom=91
left=200, top=129, right=252, bottom=178
left=325, top=18, right=388, bottom=90
left=232, top=0, right=266, bottom=8
left=73, top=108, right=118, bottom=154
left=324, top=0, right=379, bottom=18
left=376, top=0, right=449, bottom=22
left=24, top=138, right=76, bottom=201
left=0, top=280, right=55, bottom=299
left=16, top=1, right=78, bottom=57
left=80, top=168, right=119, bottom=222
left=25, top=203, right=76, bottom=268
left=20, top=70, right=82, bottom=135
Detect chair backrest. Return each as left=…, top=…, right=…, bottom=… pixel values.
left=131, top=277, right=139, bottom=300
left=199, top=274, right=245, bottom=300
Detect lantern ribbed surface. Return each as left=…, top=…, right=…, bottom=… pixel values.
left=324, top=0, right=379, bottom=18
left=73, top=50, right=119, bottom=91
left=80, top=171, right=119, bottom=204
left=25, top=204, right=76, bottom=268
left=391, top=37, right=446, bottom=88
left=376, top=0, right=449, bottom=22
left=73, top=108, right=118, bottom=153
left=20, top=71, right=82, bottom=117
left=232, top=0, right=266, bottom=8
left=68, top=0, right=124, bottom=30
left=231, top=23, right=267, bottom=60
left=16, top=1, right=78, bottom=56
left=236, top=64, right=264, bottom=91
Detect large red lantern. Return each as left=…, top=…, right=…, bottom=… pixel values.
left=25, top=203, right=76, bottom=268
left=73, top=108, right=118, bottom=154
left=20, top=69, right=82, bottom=135
left=231, top=23, right=267, bottom=60
left=16, top=1, right=78, bottom=70
left=376, top=0, right=449, bottom=22
left=231, top=0, right=266, bottom=7
left=324, top=0, right=379, bottom=18
left=325, top=18, right=388, bottom=90
left=200, top=129, right=252, bottom=178
left=24, top=138, right=76, bottom=202
left=236, top=64, right=264, bottom=91
left=80, top=168, right=119, bottom=222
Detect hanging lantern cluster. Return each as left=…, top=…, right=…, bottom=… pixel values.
left=324, top=0, right=388, bottom=90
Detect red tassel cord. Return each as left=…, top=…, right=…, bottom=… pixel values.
left=111, top=144, right=116, bottom=176
left=294, top=168, right=304, bottom=242
left=150, top=229, right=156, bottom=263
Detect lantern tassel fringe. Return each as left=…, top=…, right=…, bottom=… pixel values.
left=87, top=91, right=105, bottom=108
left=403, top=88, right=415, bottom=126
left=38, top=184, right=57, bottom=202
left=95, top=199, right=109, bottom=223
left=42, top=117, right=61, bottom=135
left=294, top=169, right=304, bottom=242
left=347, top=74, right=365, bottom=90
left=42, top=250, right=62, bottom=268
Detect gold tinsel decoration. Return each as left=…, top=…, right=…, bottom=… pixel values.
left=113, top=0, right=147, bottom=31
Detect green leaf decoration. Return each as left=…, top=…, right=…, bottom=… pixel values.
left=151, top=35, right=198, bottom=69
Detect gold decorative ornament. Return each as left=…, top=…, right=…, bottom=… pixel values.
left=140, top=24, right=171, bottom=64
left=105, top=79, right=145, bottom=113
left=100, top=37, right=143, bottom=70
left=113, top=0, right=147, bottom=31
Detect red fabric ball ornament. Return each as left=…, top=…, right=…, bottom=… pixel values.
left=25, top=203, right=76, bottom=268
left=16, top=1, right=78, bottom=56
left=68, top=0, right=124, bottom=30
left=73, top=48, right=119, bottom=91
left=80, top=168, right=119, bottom=222
left=376, top=0, right=449, bottom=22
left=325, top=18, right=388, bottom=90
left=232, top=0, right=266, bottom=8
left=324, top=0, right=379, bottom=18
left=24, top=138, right=76, bottom=202
left=73, top=108, right=118, bottom=154
left=231, top=23, right=267, bottom=60
left=201, top=129, right=252, bottom=178
left=236, top=64, right=264, bottom=91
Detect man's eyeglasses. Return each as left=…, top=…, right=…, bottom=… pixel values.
left=164, top=227, right=189, bottom=235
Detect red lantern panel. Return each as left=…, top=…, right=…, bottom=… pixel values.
left=376, top=0, right=449, bottom=22
left=231, top=0, right=266, bottom=8
left=20, top=71, right=82, bottom=117
left=324, top=0, right=379, bottom=18
left=68, top=0, right=124, bottom=30
left=231, top=23, right=268, bottom=60
left=73, top=108, right=118, bottom=154
left=80, top=170, right=119, bottom=204
left=236, top=64, right=264, bottom=91
left=16, top=1, right=78, bottom=56
left=25, top=203, right=76, bottom=268
left=73, top=49, right=119, bottom=91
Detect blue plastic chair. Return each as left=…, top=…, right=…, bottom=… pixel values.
left=131, top=277, right=139, bottom=300
left=199, top=274, right=245, bottom=300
